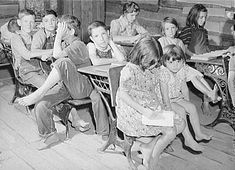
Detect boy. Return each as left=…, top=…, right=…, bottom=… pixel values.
left=11, top=9, right=53, bottom=88
left=31, top=9, right=58, bottom=74
left=17, top=15, right=110, bottom=148
left=87, top=21, right=126, bottom=65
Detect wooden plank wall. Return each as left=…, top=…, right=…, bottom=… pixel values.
left=58, top=0, right=105, bottom=43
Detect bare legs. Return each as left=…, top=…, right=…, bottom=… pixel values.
left=17, top=67, right=61, bottom=106
left=171, top=103, right=205, bottom=151
left=177, top=100, right=212, bottom=141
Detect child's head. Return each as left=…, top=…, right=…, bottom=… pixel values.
left=58, top=14, right=81, bottom=38
left=122, top=1, right=140, bottom=24
left=129, top=36, right=162, bottom=71
left=7, top=17, right=20, bottom=33
left=17, top=9, right=36, bottom=33
left=186, top=4, right=208, bottom=28
left=87, top=21, right=109, bottom=50
left=41, top=9, right=57, bottom=32
left=161, top=17, right=179, bottom=38
left=162, top=44, right=186, bottom=73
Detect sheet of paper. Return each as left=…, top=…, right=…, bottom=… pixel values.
left=191, top=50, right=228, bottom=61
left=142, top=110, right=174, bottom=127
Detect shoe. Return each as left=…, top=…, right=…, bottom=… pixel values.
left=71, top=121, right=90, bottom=132
left=182, top=145, right=203, bottom=155
left=196, top=136, right=213, bottom=143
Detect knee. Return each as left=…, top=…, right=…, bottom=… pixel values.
left=163, top=127, right=177, bottom=139
left=90, top=89, right=101, bottom=102
left=35, top=101, right=50, bottom=118
left=176, top=119, right=186, bottom=134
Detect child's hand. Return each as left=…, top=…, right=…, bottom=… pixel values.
left=143, top=108, right=154, bottom=118
left=56, top=22, right=67, bottom=38
left=41, top=54, right=51, bottom=61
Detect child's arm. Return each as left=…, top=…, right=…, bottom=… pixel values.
left=228, top=56, right=235, bottom=107
left=87, top=41, right=125, bottom=66
left=181, top=81, right=190, bottom=101
left=118, top=90, right=154, bottom=118
left=109, top=39, right=126, bottom=61
left=11, top=34, right=52, bottom=60
left=160, top=81, right=172, bottom=110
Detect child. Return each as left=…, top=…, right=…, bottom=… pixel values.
left=110, top=1, right=148, bottom=44
left=11, top=9, right=53, bottom=88
left=87, top=21, right=126, bottom=65
left=116, top=36, right=185, bottom=169
left=16, top=15, right=109, bottom=148
left=159, top=17, right=194, bottom=57
left=178, top=4, right=210, bottom=55
left=31, top=9, right=57, bottom=74
left=159, top=45, right=212, bottom=148
left=7, top=17, right=20, bottom=34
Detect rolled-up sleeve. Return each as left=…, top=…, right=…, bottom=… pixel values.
left=110, top=19, right=121, bottom=37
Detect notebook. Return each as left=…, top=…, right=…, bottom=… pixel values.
left=142, top=110, right=174, bottom=127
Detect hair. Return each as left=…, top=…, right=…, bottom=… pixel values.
left=128, top=36, right=162, bottom=71
left=186, top=4, right=208, bottom=27
left=59, top=15, right=81, bottom=36
left=161, top=44, right=186, bottom=67
left=87, top=21, right=108, bottom=37
left=41, top=9, right=57, bottom=18
left=7, top=17, right=20, bottom=33
left=122, top=1, right=140, bottom=14
left=161, top=17, right=179, bottom=36
left=18, top=9, right=36, bottom=19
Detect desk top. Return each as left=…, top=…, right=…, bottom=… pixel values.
left=187, top=57, right=224, bottom=65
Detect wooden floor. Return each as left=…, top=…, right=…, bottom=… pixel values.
left=0, top=77, right=234, bottom=170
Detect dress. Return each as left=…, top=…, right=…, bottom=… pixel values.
left=178, top=26, right=210, bottom=54
left=158, top=36, right=186, bottom=53
left=159, top=65, right=203, bottom=103
left=116, top=62, right=165, bottom=137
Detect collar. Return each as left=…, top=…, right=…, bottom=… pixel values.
left=119, top=15, right=133, bottom=27
left=18, top=30, right=33, bottom=41
left=44, top=29, right=56, bottom=38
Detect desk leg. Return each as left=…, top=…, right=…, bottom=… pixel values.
left=205, top=104, right=235, bottom=131
left=97, top=91, right=137, bottom=170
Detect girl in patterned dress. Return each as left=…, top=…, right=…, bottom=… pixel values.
left=159, top=44, right=213, bottom=153
left=116, top=36, right=185, bottom=169
left=87, top=21, right=126, bottom=65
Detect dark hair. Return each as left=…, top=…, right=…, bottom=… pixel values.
left=41, top=9, right=57, bottom=18
left=161, top=44, right=186, bottom=67
left=7, top=17, right=20, bottom=33
left=87, top=21, right=108, bottom=36
left=18, top=9, right=36, bottom=19
left=161, top=17, right=179, bottom=36
left=128, top=36, right=162, bottom=71
left=123, top=1, right=140, bottom=14
left=59, top=15, right=81, bottom=36
left=186, top=4, right=208, bottom=27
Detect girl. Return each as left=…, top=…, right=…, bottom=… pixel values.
left=178, top=4, right=210, bottom=55
left=110, top=1, right=148, bottom=44
left=159, top=44, right=212, bottom=148
left=87, top=21, right=126, bottom=65
left=116, top=36, right=185, bottom=169
left=159, top=17, right=194, bottom=57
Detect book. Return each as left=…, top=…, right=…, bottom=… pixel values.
left=142, top=110, right=174, bottom=127
left=191, top=50, right=228, bottom=61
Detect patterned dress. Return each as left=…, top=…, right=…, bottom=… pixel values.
left=159, top=65, right=203, bottom=103
left=116, top=62, right=169, bottom=137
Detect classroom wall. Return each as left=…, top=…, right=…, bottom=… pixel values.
left=105, top=0, right=235, bottom=47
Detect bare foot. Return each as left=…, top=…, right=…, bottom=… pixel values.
left=185, top=139, right=204, bottom=152
left=139, top=143, right=152, bottom=169
left=16, top=90, right=44, bottom=106
left=196, top=133, right=213, bottom=141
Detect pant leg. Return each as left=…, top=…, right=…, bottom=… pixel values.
left=89, top=89, right=109, bottom=135
left=52, top=58, right=93, bottom=99
left=35, top=82, right=70, bottom=136
left=22, top=70, right=48, bottom=88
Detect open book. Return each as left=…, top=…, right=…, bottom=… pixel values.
left=191, top=50, right=228, bottom=61
left=142, top=110, right=174, bottom=127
